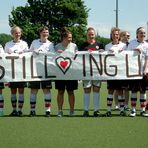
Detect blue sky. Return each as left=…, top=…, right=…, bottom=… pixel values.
left=0, top=0, right=148, bottom=40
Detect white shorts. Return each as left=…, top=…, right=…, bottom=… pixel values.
left=83, top=80, right=101, bottom=88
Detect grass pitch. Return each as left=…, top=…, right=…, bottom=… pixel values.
left=0, top=82, right=148, bottom=148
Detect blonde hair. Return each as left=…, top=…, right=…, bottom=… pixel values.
left=110, top=27, right=120, bottom=41
left=11, top=26, right=22, bottom=35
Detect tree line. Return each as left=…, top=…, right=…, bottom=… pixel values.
left=0, top=0, right=110, bottom=47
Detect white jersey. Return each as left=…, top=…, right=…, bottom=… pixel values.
left=55, top=42, right=78, bottom=54
left=127, top=39, right=148, bottom=57
left=0, top=44, right=4, bottom=53
left=127, top=39, right=148, bottom=72
left=29, top=39, right=54, bottom=53
left=4, top=40, right=28, bottom=54
left=105, top=41, right=126, bottom=53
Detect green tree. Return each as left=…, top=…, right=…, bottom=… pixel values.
left=9, top=0, right=89, bottom=46
left=96, top=35, right=111, bottom=47
left=0, top=33, right=12, bottom=47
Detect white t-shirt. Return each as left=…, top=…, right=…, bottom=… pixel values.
left=55, top=42, right=78, bottom=54
left=4, top=40, right=29, bottom=54
left=127, top=39, right=148, bottom=57
left=127, top=39, right=148, bottom=72
left=0, top=44, right=4, bottom=53
left=105, top=41, right=126, bottom=53
left=29, top=39, right=54, bottom=53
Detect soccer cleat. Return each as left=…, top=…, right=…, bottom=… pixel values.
left=93, top=110, right=100, bottom=117
left=69, top=111, right=75, bottom=117
left=17, top=111, right=23, bottom=117
left=9, top=110, right=18, bottom=116
left=83, top=110, right=89, bottom=117
left=57, top=111, right=63, bottom=117
left=140, top=111, right=148, bottom=117
left=106, top=111, right=112, bottom=117
left=120, top=111, right=126, bottom=116
left=129, top=111, right=136, bottom=117
left=29, top=111, right=36, bottom=117
left=45, top=111, right=51, bottom=117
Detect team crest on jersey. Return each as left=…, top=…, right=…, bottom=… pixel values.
left=55, top=56, right=72, bottom=74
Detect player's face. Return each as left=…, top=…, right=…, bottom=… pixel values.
left=112, top=31, right=120, bottom=42
left=87, top=30, right=95, bottom=40
left=12, top=28, right=22, bottom=40
left=40, top=29, right=49, bottom=39
left=64, top=33, right=72, bottom=43
left=126, top=33, right=130, bottom=40
left=122, top=33, right=130, bottom=43
left=137, top=29, right=146, bottom=41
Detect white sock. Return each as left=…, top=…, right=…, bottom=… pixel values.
left=18, top=94, right=24, bottom=111
left=11, top=94, right=17, bottom=101
left=19, top=94, right=24, bottom=102
left=93, top=92, right=100, bottom=111
left=84, top=93, right=90, bottom=111
left=44, top=93, right=51, bottom=101
left=30, top=94, right=37, bottom=111
left=30, top=94, right=36, bottom=103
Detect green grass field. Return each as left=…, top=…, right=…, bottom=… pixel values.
left=0, top=82, right=148, bottom=148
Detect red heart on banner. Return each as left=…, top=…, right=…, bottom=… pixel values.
left=60, top=61, right=68, bottom=69
left=56, top=56, right=72, bottom=74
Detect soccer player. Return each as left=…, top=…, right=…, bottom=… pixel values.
left=114, top=31, right=131, bottom=110
left=105, top=27, right=126, bottom=117
left=0, top=44, right=5, bottom=116
left=127, top=27, right=148, bottom=117
left=28, top=26, right=54, bottom=117
left=55, top=27, right=78, bottom=117
left=4, top=26, right=29, bottom=116
left=79, top=27, right=104, bottom=117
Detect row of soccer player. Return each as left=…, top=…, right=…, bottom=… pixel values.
left=0, top=25, right=148, bottom=117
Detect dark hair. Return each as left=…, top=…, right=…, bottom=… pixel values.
left=38, top=26, right=49, bottom=33
left=87, top=27, right=95, bottom=33
left=136, top=27, right=145, bottom=38
left=60, top=27, right=72, bottom=40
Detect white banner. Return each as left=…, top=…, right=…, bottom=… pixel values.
left=0, top=51, right=143, bottom=82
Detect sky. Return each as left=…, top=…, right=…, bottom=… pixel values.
left=0, top=0, right=148, bottom=40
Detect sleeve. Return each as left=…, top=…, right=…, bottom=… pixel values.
left=29, top=41, right=34, bottom=52
left=49, top=42, right=55, bottom=52
left=75, top=44, right=78, bottom=52
left=145, top=48, right=148, bottom=57
left=23, top=42, right=29, bottom=52
left=126, top=41, right=133, bottom=51
left=54, top=44, right=58, bottom=52
left=4, top=42, right=9, bottom=53
left=123, top=43, right=127, bottom=50
left=105, top=44, right=108, bottom=51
